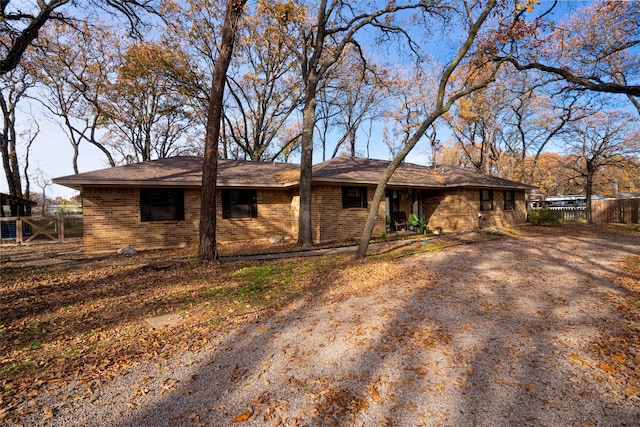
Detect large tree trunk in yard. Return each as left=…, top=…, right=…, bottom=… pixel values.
left=297, top=87, right=318, bottom=247
left=585, top=162, right=595, bottom=224
left=199, top=0, right=247, bottom=261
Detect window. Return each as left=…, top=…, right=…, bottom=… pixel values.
left=140, top=188, right=184, bottom=221
left=504, top=190, right=515, bottom=211
left=342, top=186, right=367, bottom=209
left=222, top=189, right=257, bottom=219
left=480, top=189, right=493, bottom=211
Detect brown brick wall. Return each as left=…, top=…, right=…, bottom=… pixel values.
left=216, top=190, right=295, bottom=242
left=426, top=188, right=527, bottom=231
left=82, top=186, right=295, bottom=252
left=82, top=187, right=200, bottom=253
left=80, top=185, right=526, bottom=253
left=312, top=185, right=386, bottom=243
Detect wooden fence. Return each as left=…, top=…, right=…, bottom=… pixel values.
left=554, top=209, right=587, bottom=222
left=0, top=215, right=83, bottom=244
left=591, top=199, right=640, bottom=224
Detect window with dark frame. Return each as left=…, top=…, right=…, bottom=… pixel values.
left=342, top=186, right=367, bottom=209
left=222, top=189, right=257, bottom=219
left=504, top=190, right=515, bottom=211
left=480, top=189, right=493, bottom=211
left=140, top=188, right=184, bottom=221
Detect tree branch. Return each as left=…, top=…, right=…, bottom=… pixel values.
left=502, top=57, right=640, bottom=96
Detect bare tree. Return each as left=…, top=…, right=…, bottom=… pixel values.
left=356, top=0, right=503, bottom=258
left=561, top=111, right=640, bottom=223
left=323, top=48, right=386, bottom=159
left=36, top=23, right=117, bottom=171
left=381, top=67, right=433, bottom=159
left=274, top=0, right=427, bottom=246
left=496, top=71, right=586, bottom=184
left=34, top=168, right=50, bottom=216
left=221, top=3, right=302, bottom=161
left=20, top=120, right=39, bottom=214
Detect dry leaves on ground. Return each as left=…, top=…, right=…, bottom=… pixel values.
left=0, top=247, right=341, bottom=423
left=1, top=223, right=639, bottom=426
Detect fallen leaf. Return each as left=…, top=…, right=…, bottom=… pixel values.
left=368, top=385, right=380, bottom=401
left=292, top=378, right=306, bottom=387
left=232, top=412, right=252, bottom=422
left=599, top=364, right=616, bottom=373
left=624, top=387, right=640, bottom=394
left=569, top=354, right=583, bottom=361
left=42, top=406, right=53, bottom=422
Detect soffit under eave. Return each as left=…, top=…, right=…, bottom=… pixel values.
left=310, top=177, right=535, bottom=191
left=310, top=177, right=448, bottom=188
left=444, top=183, right=537, bottom=191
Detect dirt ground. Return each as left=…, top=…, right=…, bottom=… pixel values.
left=2, top=224, right=640, bottom=426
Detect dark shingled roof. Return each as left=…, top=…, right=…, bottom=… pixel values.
left=311, top=157, right=536, bottom=190
left=53, top=157, right=300, bottom=190
left=53, top=155, right=536, bottom=191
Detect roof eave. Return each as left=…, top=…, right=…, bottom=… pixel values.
left=447, top=182, right=537, bottom=189
left=52, top=179, right=299, bottom=190
left=310, top=178, right=535, bottom=190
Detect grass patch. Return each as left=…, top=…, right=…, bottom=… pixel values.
left=233, top=262, right=305, bottom=287
left=22, top=341, right=42, bottom=350
left=1, top=359, right=33, bottom=375
left=58, top=347, right=78, bottom=359
left=25, top=321, right=42, bottom=339
left=233, top=264, right=279, bottom=288
left=230, top=260, right=314, bottom=301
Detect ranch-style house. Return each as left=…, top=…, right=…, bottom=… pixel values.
left=53, top=156, right=535, bottom=252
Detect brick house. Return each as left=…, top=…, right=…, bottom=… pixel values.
left=53, top=156, right=535, bottom=252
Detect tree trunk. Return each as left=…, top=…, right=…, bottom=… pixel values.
left=72, top=143, right=79, bottom=175
left=297, top=76, right=319, bottom=247
left=199, top=0, right=247, bottom=261
left=143, top=131, right=151, bottom=161
left=1, top=94, right=23, bottom=215
left=356, top=110, right=442, bottom=258
left=349, top=127, right=356, bottom=157
left=585, top=161, right=595, bottom=224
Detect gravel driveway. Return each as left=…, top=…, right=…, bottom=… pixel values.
left=10, top=228, right=640, bottom=426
